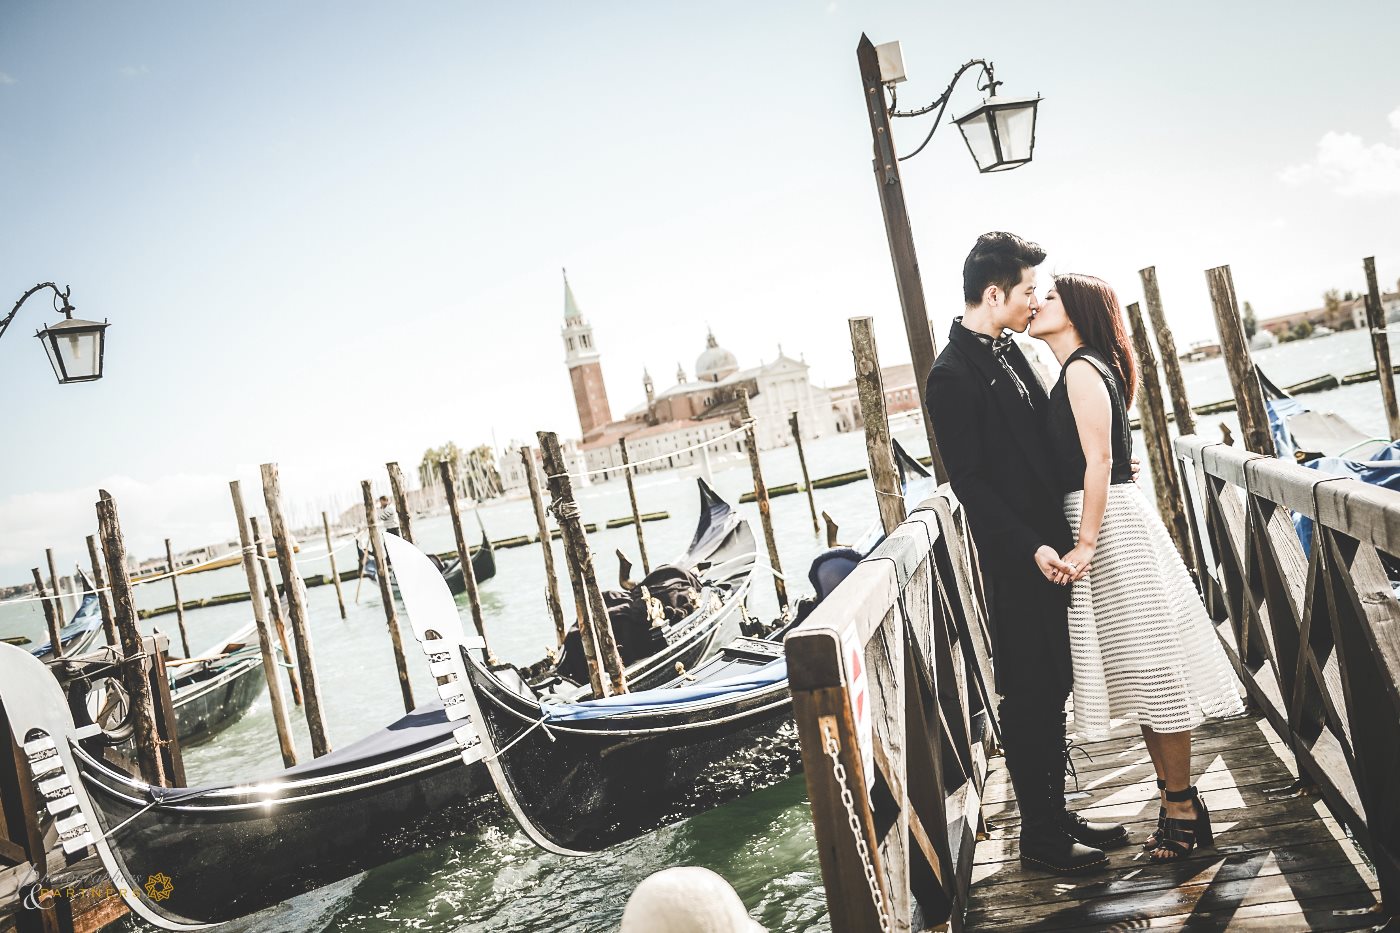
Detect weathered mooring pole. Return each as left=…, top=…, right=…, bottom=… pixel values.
left=95, top=490, right=166, bottom=786
left=252, top=515, right=302, bottom=706
left=1125, top=301, right=1191, bottom=561
left=790, top=411, right=820, bottom=535
left=1140, top=266, right=1197, bottom=436
left=262, top=463, right=332, bottom=756
left=31, top=568, right=62, bottom=660
left=230, top=480, right=298, bottom=767
left=362, top=479, right=415, bottom=714
left=522, top=444, right=567, bottom=647
left=164, top=538, right=192, bottom=656
left=737, top=389, right=788, bottom=609
left=1363, top=256, right=1400, bottom=442
left=540, top=431, right=627, bottom=696
left=618, top=435, right=651, bottom=576
left=439, top=460, right=493, bottom=661
left=85, top=532, right=117, bottom=646
left=1206, top=265, right=1275, bottom=456
left=322, top=511, right=347, bottom=620
left=851, top=317, right=906, bottom=535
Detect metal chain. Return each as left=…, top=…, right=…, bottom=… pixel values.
left=821, top=719, right=891, bottom=933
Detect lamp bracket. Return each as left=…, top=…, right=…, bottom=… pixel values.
left=2, top=282, right=73, bottom=342
left=887, top=58, right=999, bottom=163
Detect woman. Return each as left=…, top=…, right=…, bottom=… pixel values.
left=1028, top=273, right=1244, bottom=861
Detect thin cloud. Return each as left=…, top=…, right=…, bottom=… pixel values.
left=1279, top=105, right=1400, bottom=197
left=118, top=64, right=149, bottom=78
left=0, top=72, right=16, bottom=85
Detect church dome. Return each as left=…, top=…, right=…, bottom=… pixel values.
left=695, top=330, right=738, bottom=383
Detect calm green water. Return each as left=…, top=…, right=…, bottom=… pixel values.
left=2, top=328, right=1392, bottom=931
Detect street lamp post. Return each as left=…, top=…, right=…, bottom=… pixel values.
left=1, top=282, right=109, bottom=383
left=856, top=34, right=1041, bottom=484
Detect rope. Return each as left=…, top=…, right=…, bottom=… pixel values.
left=481, top=714, right=555, bottom=762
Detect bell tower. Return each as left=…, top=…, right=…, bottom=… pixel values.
left=561, top=269, right=613, bottom=438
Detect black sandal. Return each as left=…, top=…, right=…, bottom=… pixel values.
left=1143, top=778, right=1165, bottom=850
left=1149, top=786, right=1213, bottom=861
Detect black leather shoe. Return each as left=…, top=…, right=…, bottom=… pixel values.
left=1020, top=822, right=1109, bottom=874
left=1061, top=809, right=1129, bottom=850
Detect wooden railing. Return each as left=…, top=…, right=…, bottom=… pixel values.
left=1174, top=435, right=1400, bottom=912
left=787, top=490, right=998, bottom=932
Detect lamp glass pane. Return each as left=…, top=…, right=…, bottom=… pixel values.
left=957, top=112, right=998, bottom=172
left=59, top=331, right=100, bottom=380
left=993, top=102, right=1038, bottom=163
left=41, top=331, right=65, bottom=380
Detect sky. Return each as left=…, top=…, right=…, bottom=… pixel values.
left=2, top=0, right=1398, bottom=584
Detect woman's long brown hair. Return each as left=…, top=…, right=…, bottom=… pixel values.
left=1054, top=273, right=1139, bottom=404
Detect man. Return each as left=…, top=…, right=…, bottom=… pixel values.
left=377, top=495, right=399, bottom=539
left=925, top=232, right=1128, bottom=873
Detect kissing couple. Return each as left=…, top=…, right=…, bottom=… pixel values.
left=926, top=232, right=1243, bottom=873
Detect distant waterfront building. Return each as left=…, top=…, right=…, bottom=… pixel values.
left=557, top=277, right=835, bottom=480
left=498, top=438, right=590, bottom=494
left=1258, top=278, right=1400, bottom=338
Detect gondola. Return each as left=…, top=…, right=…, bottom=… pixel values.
left=415, top=443, right=938, bottom=855
left=29, top=569, right=105, bottom=663
left=358, top=528, right=497, bottom=595
left=0, top=478, right=755, bottom=931
left=1259, top=365, right=1392, bottom=461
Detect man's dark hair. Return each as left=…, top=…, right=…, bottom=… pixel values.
left=962, top=231, right=1046, bottom=305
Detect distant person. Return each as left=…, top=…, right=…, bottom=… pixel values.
left=1028, top=273, right=1244, bottom=861
left=926, top=232, right=1129, bottom=874
left=377, top=495, right=399, bottom=539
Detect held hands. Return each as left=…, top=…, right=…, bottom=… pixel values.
left=1131, top=456, right=1142, bottom=482
left=1059, top=542, right=1096, bottom=584
left=1034, top=545, right=1075, bottom=585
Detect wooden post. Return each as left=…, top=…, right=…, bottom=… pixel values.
left=164, top=538, right=192, bottom=657
left=354, top=539, right=367, bottom=604
left=86, top=533, right=116, bottom=646
left=1125, top=301, right=1192, bottom=561
left=539, top=431, right=627, bottom=695
left=523, top=445, right=567, bottom=646
left=736, top=389, right=788, bottom=609
left=850, top=317, right=907, bottom=535
left=261, top=463, right=333, bottom=756
left=856, top=34, right=947, bottom=485
left=1363, top=256, right=1400, bottom=441
left=31, top=569, right=62, bottom=660
left=252, top=516, right=302, bottom=706
left=362, top=479, right=415, bottom=714
left=438, top=460, right=494, bottom=661
left=95, top=490, right=166, bottom=786
left=387, top=461, right=414, bottom=544
left=618, top=435, right=651, bottom=575
left=322, top=511, right=347, bottom=620
left=230, top=481, right=298, bottom=767
left=791, top=411, right=820, bottom=536
left=1205, top=265, right=1275, bottom=455
left=44, top=548, right=64, bottom=630
left=1140, top=266, right=1197, bottom=436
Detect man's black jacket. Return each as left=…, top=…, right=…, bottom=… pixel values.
left=925, top=322, right=1074, bottom=697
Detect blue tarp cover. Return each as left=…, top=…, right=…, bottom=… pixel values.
left=1295, top=440, right=1400, bottom=556
left=544, top=658, right=787, bottom=722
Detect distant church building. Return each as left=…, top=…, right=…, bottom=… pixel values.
left=557, top=275, right=835, bottom=479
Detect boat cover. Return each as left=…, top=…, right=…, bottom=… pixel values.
left=1294, top=441, right=1400, bottom=559
left=543, top=658, right=787, bottom=722
left=30, top=572, right=104, bottom=657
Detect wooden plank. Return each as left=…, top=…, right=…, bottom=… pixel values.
left=1314, top=477, right=1400, bottom=557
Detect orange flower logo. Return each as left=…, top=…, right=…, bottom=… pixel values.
left=144, top=873, right=174, bottom=902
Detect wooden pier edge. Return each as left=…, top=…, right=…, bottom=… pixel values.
left=787, top=489, right=990, bottom=932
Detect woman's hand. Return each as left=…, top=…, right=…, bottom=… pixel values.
left=1034, top=545, right=1074, bottom=585
left=1061, top=543, right=1096, bottom=583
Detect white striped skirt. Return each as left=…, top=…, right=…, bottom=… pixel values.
left=1063, top=483, right=1244, bottom=741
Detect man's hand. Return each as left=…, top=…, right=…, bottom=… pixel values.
left=1034, top=545, right=1074, bottom=585
left=1130, top=456, right=1142, bottom=482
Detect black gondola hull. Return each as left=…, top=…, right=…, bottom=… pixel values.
left=169, top=656, right=265, bottom=746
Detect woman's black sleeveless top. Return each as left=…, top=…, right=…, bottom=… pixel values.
left=1047, top=346, right=1135, bottom=493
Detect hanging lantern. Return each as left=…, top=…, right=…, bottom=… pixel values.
left=954, top=95, right=1042, bottom=173
left=37, top=314, right=109, bottom=383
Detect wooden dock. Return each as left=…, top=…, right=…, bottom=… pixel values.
left=969, top=712, right=1382, bottom=931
